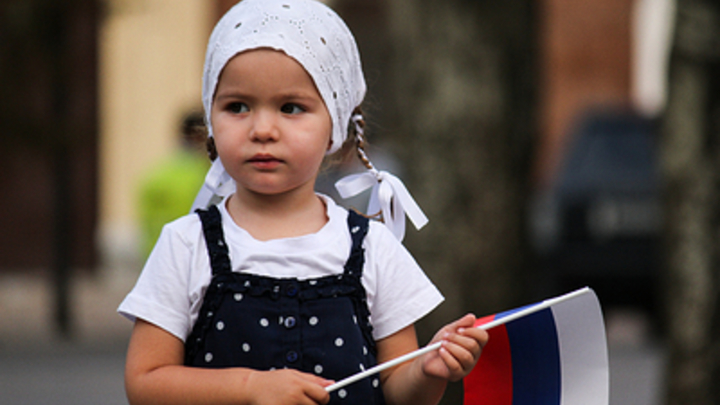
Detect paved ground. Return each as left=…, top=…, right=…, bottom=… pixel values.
left=0, top=270, right=666, bottom=405
left=0, top=344, right=127, bottom=405
left=0, top=269, right=134, bottom=405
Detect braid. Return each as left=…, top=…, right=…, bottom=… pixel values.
left=351, top=106, right=376, bottom=172
left=350, top=106, right=383, bottom=220
left=206, top=137, right=218, bottom=161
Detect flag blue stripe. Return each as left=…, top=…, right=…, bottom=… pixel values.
left=495, top=303, right=538, bottom=320
left=506, top=308, right=562, bottom=405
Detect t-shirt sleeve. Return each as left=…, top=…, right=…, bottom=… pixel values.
left=117, top=220, right=200, bottom=342
left=364, top=223, right=444, bottom=340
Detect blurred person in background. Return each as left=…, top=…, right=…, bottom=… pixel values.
left=137, top=111, right=209, bottom=257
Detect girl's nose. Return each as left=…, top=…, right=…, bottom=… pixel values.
left=250, top=110, right=280, bottom=142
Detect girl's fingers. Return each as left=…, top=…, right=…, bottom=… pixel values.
left=437, top=345, right=467, bottom=380
left=299, top=371, right=334, bottom=387
left=456, top=313, right=478, bottom=327
left=444, top=327, right=487, bottom=355
left=443, top=314, right=476, bottom=334
left=445, top=337, right=479, bottom=361
left=437, top=322, right=489, bottom=379
left=460, top=326, right=490, bottom=348
left=431, top=313, right=477, bottom=344
left=423, top=314, right=491, bottom=381
left=442, top=338, right=477, bottom=366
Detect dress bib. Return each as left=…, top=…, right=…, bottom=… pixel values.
left=185, top=205, right=386, bottom=404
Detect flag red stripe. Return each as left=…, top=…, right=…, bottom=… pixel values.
left=463, top=315, right=513, bottom=405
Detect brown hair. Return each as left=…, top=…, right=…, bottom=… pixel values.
left=325, top=106, right=375, bottom=170
left=206, top=136, right=218, bottom=161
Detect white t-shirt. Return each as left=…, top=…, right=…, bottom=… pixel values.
left=118, top=195, right=444, bottom=342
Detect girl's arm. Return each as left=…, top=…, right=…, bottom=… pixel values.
left=377, top=314, right=488, bottom=405
left=125, top=319, right=332, bottom=405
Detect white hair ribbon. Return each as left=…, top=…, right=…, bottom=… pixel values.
left=335, top=170, right=428, bottom=241
left=191, top=159, right=235, bottom=211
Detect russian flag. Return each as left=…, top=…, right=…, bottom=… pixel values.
left=463, top=287, right=608, bottom=405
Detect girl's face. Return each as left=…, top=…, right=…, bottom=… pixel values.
left=211, top=49, right=332, bottom=198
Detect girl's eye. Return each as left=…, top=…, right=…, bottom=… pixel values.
left=228, top=102, right=249, bottom=114
left=281, top=103, right=304, bottom=115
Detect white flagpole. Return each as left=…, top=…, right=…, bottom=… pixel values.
left=325, top=287, right=590, bottom=393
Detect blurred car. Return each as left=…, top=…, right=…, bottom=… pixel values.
left=530, top=110, right=661, bottom=319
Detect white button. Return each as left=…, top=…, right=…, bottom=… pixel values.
left=204, top=352, right=213, bottom=362
left=259, top=318, right=269, bottom=327
left=309, top=316, right=319, bottom=326
left=216, top=321, right=225, bottom=331
left=242, top=343, right=251, bottom=352
left=314, top=364, right=324, bottom=374
left=234, top=293, right=243, bottom=301
left=338, top=389, right=347, bottom=398
left=335, top=337, right=344, bottom=347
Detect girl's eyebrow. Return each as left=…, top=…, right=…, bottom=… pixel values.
left=214, top=89, right=252, bottom=101
left=215, top=89, right=320, bottom=102
left=279, top=91, right=321, bottom=102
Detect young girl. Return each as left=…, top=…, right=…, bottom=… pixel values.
left=118, top=1, right=488, bottom=404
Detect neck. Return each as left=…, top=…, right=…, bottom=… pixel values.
left=225, top=187, right=328, bottom=241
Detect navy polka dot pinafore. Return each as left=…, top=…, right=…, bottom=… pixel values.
left=185, top=205, right=386, bottom=404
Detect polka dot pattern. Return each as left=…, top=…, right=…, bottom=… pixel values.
left=185, top=207, right=385, bottom=403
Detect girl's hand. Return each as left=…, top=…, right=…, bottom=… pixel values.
left=421, top=314, right=489, bottom=382
left=125, top=319, right=333, bottom=405
left=245, top=369, right=333, bottom=405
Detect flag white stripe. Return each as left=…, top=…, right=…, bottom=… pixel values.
left=553, top=289, right=609, bottom=405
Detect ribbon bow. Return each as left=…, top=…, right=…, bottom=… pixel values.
left=191, top=159, right=236, bottom=212
left=335, top=170, right=428, bottom=241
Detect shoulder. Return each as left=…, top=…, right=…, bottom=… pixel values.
left=319, top=193, right=409, bottom=255
left=158, top=211, right=205, bottom=247
left=364, top=219, right=413, bottom=262
left=362, top=219, right=445, bottom=339
left=118, top=210, right=212, bottom=341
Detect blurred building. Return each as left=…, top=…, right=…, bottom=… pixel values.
left=97, top=0, right=211, bottom=271
left=535, top=0, right=674, bottom=187
left=0, top=1, right=99, bottom=271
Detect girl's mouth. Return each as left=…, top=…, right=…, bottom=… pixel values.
left=248, top=154, right=283, bottom=169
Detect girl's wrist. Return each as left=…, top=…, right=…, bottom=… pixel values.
left=416, top=355, right=446, bottom=384
left=414, top=356, right=448, bottom=405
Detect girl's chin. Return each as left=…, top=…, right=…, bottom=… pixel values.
left=236, top=183, right=314, bottom=198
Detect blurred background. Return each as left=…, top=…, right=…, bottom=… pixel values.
left=1, top=0, right=719, bottom=404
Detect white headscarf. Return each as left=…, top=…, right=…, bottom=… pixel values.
left=192, top=0, right=427, bottom=240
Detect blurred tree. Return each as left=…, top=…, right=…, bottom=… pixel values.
left=383, top=1, right=536, bottom=403
left=662, top=0, right=720, bottom=404
left=0, top=0, right=99, bottom=337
